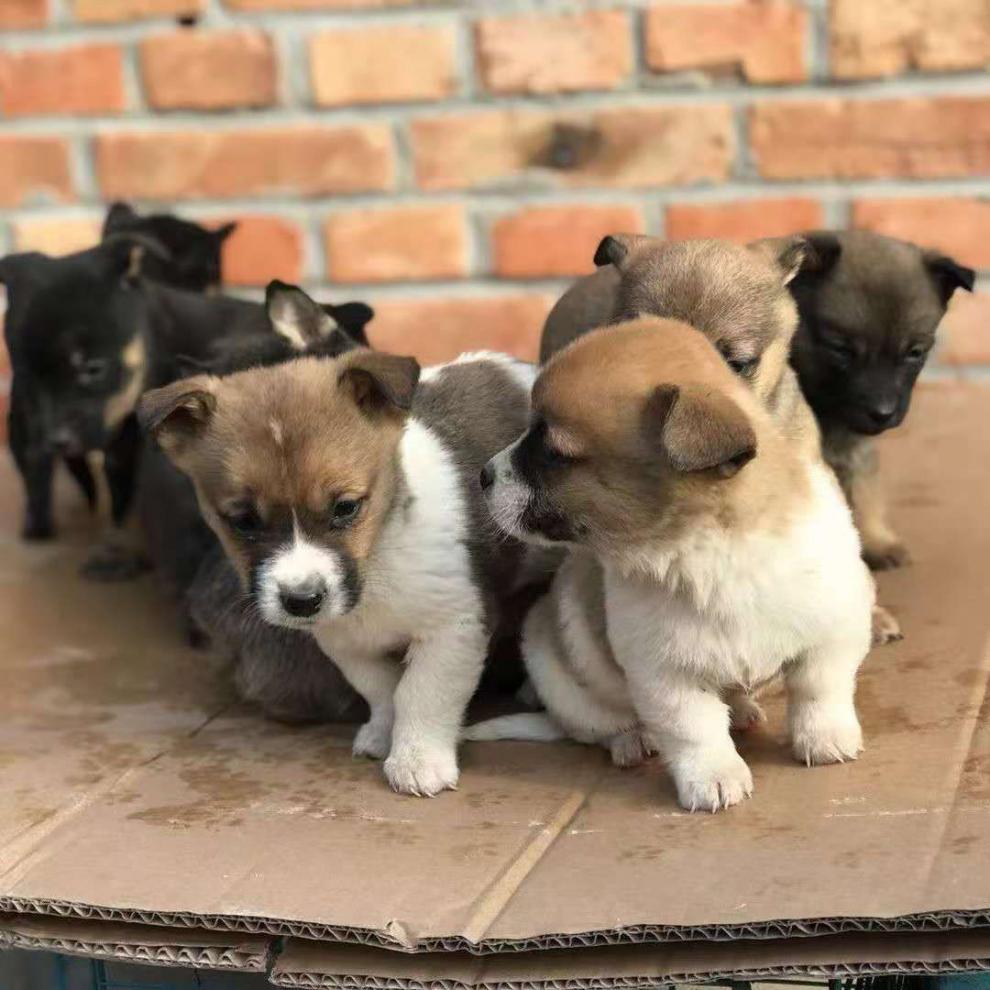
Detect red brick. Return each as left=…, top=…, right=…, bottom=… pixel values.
left=0, top=137, right=73, bottom=207
left=12, top=218, right=101, bottom=256
left=141, top=30, right=276, bottom=111
left=0, top=0, right=47, bottom=28
left=646, top=2, right=807, bottom=84
left=96, top=127, right=395, bottom=201
left=210, top=216, right=305, bottom=287
left=852, top=198, right=990, bottom=271
left=73, top=0, right=203, bottom=22
left=492, top=205, right=645, bottom=279
left=0, top=44, right=125, bottom=117
left=411, top=106, right=734, bottom=191
left=666, top=198, right=824, bottom=243
left=830, top=0, right=990, bottom=79
left=226, top=0, right=411, bottom=8
left=475, top=11, right=632, bottom=95
left=325, top=206, right=467, bottom=283
left=938, top=292, right=990, bottom=367
left=310, top=25, right=456, bottom=107
left=369, top=295, right=553, bottom=365
left=750, top=97, right=990, bottom=180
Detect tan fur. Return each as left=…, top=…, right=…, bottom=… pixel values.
left=103, top=335, right=147, bottom=431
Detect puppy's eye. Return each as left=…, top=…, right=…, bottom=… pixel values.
left=223, top=505, right=263, bottom=536
left=726, top=356, right=759, bottom=376
left=330, top=496, right=364, bottom=529
left=79, top=358, right=108, bottom=386
left=905, top=343, right=930, bottom=362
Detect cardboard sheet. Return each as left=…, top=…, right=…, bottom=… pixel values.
left=2, top=384, right=990, bottom=959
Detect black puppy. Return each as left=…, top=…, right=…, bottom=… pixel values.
left=788, top=230, right=975, bottom=570
left=1, top=240, right=373, bottom=578
left=103, top=201, right=235, bottom=292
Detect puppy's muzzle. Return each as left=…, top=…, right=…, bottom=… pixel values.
left=278, top=577, right=327, bottom=618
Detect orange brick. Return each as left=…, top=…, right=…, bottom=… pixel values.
left=475, top=11, right=632, bottom=95
left=830, top=0, right=990, bottom=79
left=369, top=295, right=554, bottom=365
left=325, top=205, right=466, bottom=283
left=645, top=2, right=807, bottom=84
left=310, top=25, right=456, bottom=106
left=141, top=30, right=276, bottom=111
left=666, top=198, right=824, bottom=242
left=96, top=127, right=394, bottom=201
left=938, top=292, right=990, bottom=366
left=226, top=0, right=411, bottom=8
left=73, top=0, right=203, bottom=22
left=0, top=136, right=73, bottom=207
left=492, top=205, right=645, bottom=279
left=750, top=97, right=990, bottom=180
left=210, top=216, right=305, bottom=287
left=411, top=106, right=734, bottom=191
left=0, top=44, right=125, bottom=117
left=0, top=0, right=47, bottom=28
left=852, top=198, right=990, bottom=271
left=12, top=218, right=101, bottom=256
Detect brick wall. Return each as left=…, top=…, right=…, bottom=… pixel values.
left=1, top=0, right=988, bottom=376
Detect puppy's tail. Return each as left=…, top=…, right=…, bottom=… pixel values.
left=462, top=712, right=565, bottom=743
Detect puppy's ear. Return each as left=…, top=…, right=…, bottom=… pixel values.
left=593, top=233, right=650, bottom=270
left=644, top=384, right=756, bottom=479
left=265, top=280, right=338, bottom=350
left=137, top=377, right=217, bottom=464
left=212, top=221, right=238, bottom=243
left=799, top=232, right=843, bottom=275
left=339, top=351, right=420, bottom=418
left=102, top=201, right=139, bottom=237
left=925, top=252, right=975, bottom=304
left=750, top=235, right=807, bottom=286
left=325, top=301, right=373, bottom=347
left=0, top=251, right=50, bottom=289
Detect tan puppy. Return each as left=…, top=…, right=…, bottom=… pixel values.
left=473, top=319, right=873, bottom=812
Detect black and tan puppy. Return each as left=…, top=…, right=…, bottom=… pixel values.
left=788, top=230, right=974, bottom=570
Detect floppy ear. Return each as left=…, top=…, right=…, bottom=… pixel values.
left=750, top=235, right=807, bottom=286
left=644, top=384, right=757, bottom=479
left=338, top=351, right=420, bottom=418
left=325, top=301, right=374, bottom=346
left=925, top=252, right=975, bottom=305
left=102, top=201, right=139, bottom=238
left=137, top=377, right=217, bottom=463
left=265, top=280, right=338, bottom=350
left=593, top=233, right=650, bottom=270
left=213, top=221, right=238, bottom=243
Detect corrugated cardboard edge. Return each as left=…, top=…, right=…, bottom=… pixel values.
left=5, top=896, right=990, bottom=953
left=0, top=913, right=273, bottom=971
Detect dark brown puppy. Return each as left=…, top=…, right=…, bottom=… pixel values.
left=788, top=230, right=974, bottom=570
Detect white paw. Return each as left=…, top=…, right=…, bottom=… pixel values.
left=384, top=744, right=459, bottom=797
left=352, top=719, right=392, bottom=761
left=871, top=605, right=903, bottom=647
left=791, top=706, right=863, bottom=766
left=729, top=693, right=767, bottom=731
left=670, top=747, right=753, bottom=813
left=609, top=730, right=655, bottom=768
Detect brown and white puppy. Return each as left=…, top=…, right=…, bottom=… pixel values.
left=789, top=230, right=975, bottom=570
left=472, top=319, right=873, bottom=812
left=139, top=345, right=546, bottom=797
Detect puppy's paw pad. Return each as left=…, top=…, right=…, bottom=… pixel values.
left=353, top=721, right=392, bottom=761
left=863, top=542, right=910, bottom=571
left=81, top=544, right=150, bottom=582
left=792, top=711, right=863, bottom=766
left=384, top=747, right=459, bottom=797
left=871, top=605, right=903, bottom=647
left=609, top=730, right=655, bottom=769
left=673, top=750, right=753, bottom=813
left=730, top=695, right=767, bottom=731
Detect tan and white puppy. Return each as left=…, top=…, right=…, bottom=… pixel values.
left=139, top=345, right=543, bottom=798
left=473, top=319, right=873, bottom=812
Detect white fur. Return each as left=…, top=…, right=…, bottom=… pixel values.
left=420, top=351, right=536, bottom=393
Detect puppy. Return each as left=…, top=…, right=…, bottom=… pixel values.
left=789, top=230, right=975, bottom=570
left=139, top=342, right=546, bottom=796
left=474, top=319, right=873, bottom=812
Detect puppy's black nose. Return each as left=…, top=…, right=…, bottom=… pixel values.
left=865, top=403, right=897, bottom=428
left=279, top=582, right=326, bottom=618
left=479, top=462, right=495, bottom=492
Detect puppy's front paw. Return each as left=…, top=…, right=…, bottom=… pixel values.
left=670, top=748, right=753, bottom=813
left=863, top=540, right=910, bottom=571
left=81, top=542, right=150, bottom=582
left=791, top=706, right=863, bottom=766
left=384, top=744, right=459, bottom=797
left=609, top=729, right=655, bottom=768
left=353, top=719, right=392, bottom=761
left=729, top=692, right=767, bottom=731
left=871, top=605, right=903, bottom=647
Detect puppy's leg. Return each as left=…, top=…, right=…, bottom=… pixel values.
left=848, top=441, right=909, bottom=571
left=327, top=645, right=400, bottom=760
left=384, top=620, right=488, bottom=797
left=9, top=392, right=55, bottom=540
left=726, top=689, right=767, bottom=731
left=871, top=604, right=903, bottom=646
left=787, top=639, right=864, bottom=766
